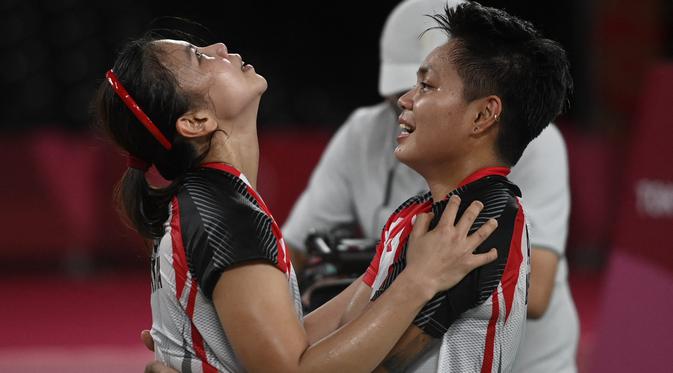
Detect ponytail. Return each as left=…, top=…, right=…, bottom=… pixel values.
left=114, top=168, right=180, bottom=239
left=94, top=34, right=204, bottom=241
left=114, top=137, right=202, bottom=240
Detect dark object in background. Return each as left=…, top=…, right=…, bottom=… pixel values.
left=0, top=1, right=394, bottom=131
left=299, top=224, right=377, bottom=312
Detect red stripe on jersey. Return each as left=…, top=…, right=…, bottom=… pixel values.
left=202, top=162, right=291, bottom=275
left=202, top=162, right=241, bottom=178
left=457, top=167, right=511, bottom=188
left=363, top=207, right=404, bottom=287
left=481, top=291, right=500, bottom=373
left=363, top=207, right=405, bottom=286
left=501, top=199, right=525, bottom=321
left=386, top=202, right=432, bottom=277
left=185, top=277, right=218, bottom=372
left=387, top=201, right=432, bottom=251
left=171, top=197, right=217, bottom=372
left=363, top=242, right=383, bottom=286
left=170, top=197, right=188, bottom=300
left=363, top=200, right=431, bottom=287
left=243, top=182, right=290, bottom=274
left=271, top=221, right=290, bottom=273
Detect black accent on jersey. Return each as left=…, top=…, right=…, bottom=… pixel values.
left=176, top=167, right=279, bottom=300
left=181, top=344, right=193, bottom=373
left=150, top=246, right=162, bottom=292
left=390, top=190, right=432, bottom=217
left=371, top=175, right=522, bottom=338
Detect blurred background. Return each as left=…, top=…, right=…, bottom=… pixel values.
left=1, top=0, right=672, bottom=371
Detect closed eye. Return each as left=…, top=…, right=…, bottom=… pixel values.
left=419, top=81, right=432, bottom=91
left=188, top=44, right=205, bottom=62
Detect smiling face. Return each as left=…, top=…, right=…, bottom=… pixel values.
left=154, top=39, right=267, bottom=121
left=394, top=41, right=478, bottom=174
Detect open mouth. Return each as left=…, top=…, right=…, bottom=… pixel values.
left=400, top=123, right=415, bottom=134
left=241, top=60, right=254, bottom=72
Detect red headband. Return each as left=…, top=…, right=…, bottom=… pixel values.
left=105, top=70, right=173, bottom=150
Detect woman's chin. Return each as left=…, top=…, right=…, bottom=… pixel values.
left=394, top=145, right=412, bottom=165
left=254, top=75, right=268, bottom=94
left=394, top=145, right=424, bottom=172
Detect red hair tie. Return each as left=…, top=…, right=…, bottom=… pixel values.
left=127, top=154, right=151, bottom=172
left=105, top=69, right=173, bottom=150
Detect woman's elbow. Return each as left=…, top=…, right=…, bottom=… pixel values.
left=527, top=294, right=552, bottom=319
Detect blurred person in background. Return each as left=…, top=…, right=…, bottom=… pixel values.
left=283, top=0, right=580, bottom=372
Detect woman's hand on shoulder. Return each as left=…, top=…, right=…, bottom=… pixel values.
left=405, top=195, right=498, bottom=297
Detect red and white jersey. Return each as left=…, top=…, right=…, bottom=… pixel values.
left=149, top=163, right=302, bottom=372
left=364, top=167, right=530, bottom=372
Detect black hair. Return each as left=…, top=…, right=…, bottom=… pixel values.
left=93, top=32, right=205, bottom=239
left=429, top=1, right=573, bottom=165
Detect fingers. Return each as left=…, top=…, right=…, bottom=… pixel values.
left=145, top=361, right=175, bottom=373
left=468, top=248, right=498, bottom=269
left=455, top=200, right=484, bottom=234
left=410, top=211, right=433, bottom=241
left=140, top=329, right=155, bottom=352
left=144, top=362, right=158, bottom=373
left=467, top=218, right=498, bottom=248
left=437, top=195, right=461, bottom=228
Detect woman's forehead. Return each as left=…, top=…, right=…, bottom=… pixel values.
left=153, top=39, right=190, bottom=53
left=155, top=39, right=189, bottom=46
left=152, top=39, right=194, bottom=68
left=424, top=43, right=461, bottom=78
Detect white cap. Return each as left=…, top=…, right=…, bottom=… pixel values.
left=378, top=0, right=464, bottom=97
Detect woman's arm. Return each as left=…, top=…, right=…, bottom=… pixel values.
left=213, top=198, right=498, bottom=372
left=214, top=262, right=431, bottom=372
left=374, top=326, right=437, bottom=373
left=527, top=247, right=559, bottom=318
left=302, top=274, right=366, bottom=344
left=337, top=284, right=439, bottom=373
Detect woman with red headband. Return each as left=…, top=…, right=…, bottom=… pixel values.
left=94, top=34, right=498, bottom=372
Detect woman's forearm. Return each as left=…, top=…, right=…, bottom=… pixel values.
left=296, top=270, right=433, bottom=373
left=302, top=276, right=365, bottom=344
left=217, top=202, right=496, bottom=372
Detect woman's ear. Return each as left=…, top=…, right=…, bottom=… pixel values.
left=175, top=109, right=218, bottom=138
left=471, top=95, right=502, bottom=136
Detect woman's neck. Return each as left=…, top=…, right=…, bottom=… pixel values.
left=201, top=103, right=261, bottom=188
left=421, top=152, right=506, bottom=202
